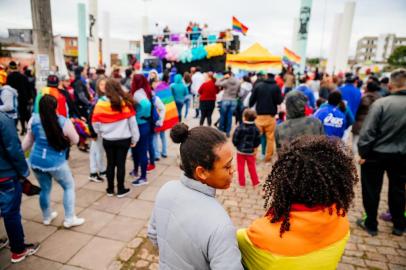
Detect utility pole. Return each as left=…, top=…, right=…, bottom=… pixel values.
left=31, top=0, right=55, bottom=88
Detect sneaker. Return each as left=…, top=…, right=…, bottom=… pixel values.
left=99, top=171, right=107, bottom=177
left=379, top=212, right=392, bottom=222
left=392, top=228, right=404, bottom=236
left=356, top=218, right=378, bottom=236
left=129, top=170, right=139, bottom=177
left=11, top=243, right=40, bottom=263
left=89, top=173, right=104, bottom=183
left=63, top=216, right=85, bottom=228
left=0, top=237, right=8, bottom=249
left=155, top=157, right=161, bottom=161
left=132, top=177, right=148, bottom=187
left=43, top=211, right=58, bottom=225
left=147, top=164, right=156, bottom=171
left=161, top=154, right=168, bottom=158
left=117, top=188, right=131, bottom=198
left=106, top=188, right=114, bottom=197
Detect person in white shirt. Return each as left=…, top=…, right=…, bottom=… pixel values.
left=191, top=66, right=205, bottom=118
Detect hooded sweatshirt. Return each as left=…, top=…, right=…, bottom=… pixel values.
left=0, top=85, right=18, bottom=119
left=215, top=76, right=240, bottom=101
left=170, top=74, right=189, bottom=103
left=275, top=91, right=323, bottom=150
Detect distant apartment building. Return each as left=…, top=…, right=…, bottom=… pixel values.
left=355, top=34, right=406, bottom=63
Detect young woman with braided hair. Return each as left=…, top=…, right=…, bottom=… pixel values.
left=237, top=135, right=358, bottom=270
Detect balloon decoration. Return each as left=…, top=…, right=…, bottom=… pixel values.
left=180, top=48, right=193, bottom=63
left=151, top=45, right=167, bottom=59
left=191, top=46, right=207, bottom=61
left=155, top=42, right=225, bottom=63
left=205, top=43, right=224, bottom=59
left=165, top=44, right=186, bottom=62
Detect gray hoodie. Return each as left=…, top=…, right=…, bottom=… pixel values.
left=275, top=90, right=323, bottom=150
left=216, top=77, right=240, bottom=101
left=0, top=85, right=18, bottom=119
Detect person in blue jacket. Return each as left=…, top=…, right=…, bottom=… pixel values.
left=314, top=91, right=348, bottom=139
left=339, top=74, right=361, bottom=117
left=0, top=112, right=40, bottom=263
left=295, top=76, right=316, bottom=109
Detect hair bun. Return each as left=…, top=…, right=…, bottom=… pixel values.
left=170, top=123, right=189, bottom=144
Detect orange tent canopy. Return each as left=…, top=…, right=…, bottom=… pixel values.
left=226, top=43, right=282, bottom=70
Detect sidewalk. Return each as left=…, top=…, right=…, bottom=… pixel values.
left=0, top=116, right=405, bottom=270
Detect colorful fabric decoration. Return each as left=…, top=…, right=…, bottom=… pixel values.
left=34, top=87, right=68, bottom=117
left=232, top=16, right=249, bottom=35
left=283, top=47, right=301, bottom=66
left=71, top=118, right=91, bottom=138
left=170, top=34, right=180, bottom=42
left=154, top=82, right=179, bottom=132
left=237, top=204, right=350, bottom=269
left=152, top=45, right=167, bottom=60
left=92, top=96, right=135, bottom=124
left=205, top=43, right=224, bottom=58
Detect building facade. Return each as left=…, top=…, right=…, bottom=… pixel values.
left=355, top=34, right=406, bottom=63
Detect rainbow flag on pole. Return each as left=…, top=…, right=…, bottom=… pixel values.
left=232, top=16, right=248, bottom=35
left=283, top=47, right=301, bottom=66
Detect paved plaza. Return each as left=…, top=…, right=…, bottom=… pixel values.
left=0, top=116, right=405, bottom=270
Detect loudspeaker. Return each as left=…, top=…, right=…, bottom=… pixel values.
left=230, top=35, right=240, bottom=51
left=143, top=35, right=153, bottom=54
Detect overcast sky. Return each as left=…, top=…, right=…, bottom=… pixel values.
left=1, top=0, right=405, bottom=58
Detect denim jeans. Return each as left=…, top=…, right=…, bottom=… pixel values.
left=184, top=95, right=192, bottom=119
left=131, top=123, right=150, bottom=179
left=89, top=136, right=106, bottom=174
left=153, top=131, right=167, bottom=158
left=33, top=162, right=76, bottom=221
left=0, top=178, right=25, bottom=253
left=148, top=130, right=156, bottom=165
left=219, top=100, right=237, bottom=136
left=175, top=101, right=184, bottom=122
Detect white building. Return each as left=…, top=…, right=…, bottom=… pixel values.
left=355, top=34, right=406, bottom=63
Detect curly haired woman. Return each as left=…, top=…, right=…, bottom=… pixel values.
left=237, top=135, right=358, bottom=270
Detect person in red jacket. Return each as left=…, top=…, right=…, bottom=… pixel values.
left=198, top=72, right=219, bottom=126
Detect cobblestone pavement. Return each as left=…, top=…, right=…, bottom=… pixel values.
left=0, top=115, right=404, bottom=270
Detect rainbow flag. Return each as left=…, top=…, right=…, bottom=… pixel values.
left=283, top=47, right=301, bottom=66
left=92, top=96, right=135, bottom=124
left=238, top=204, right=350, bottom=270
left=232, top=16, right=248, bottom=35
left=154, top=82, right=179, bottom=132
left=34, top=87, right=68, bottom=117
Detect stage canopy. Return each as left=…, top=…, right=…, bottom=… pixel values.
left=226, top=42, right=282, bottom=71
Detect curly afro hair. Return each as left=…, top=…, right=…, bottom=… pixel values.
left=263, top=135, right=358, bottom=237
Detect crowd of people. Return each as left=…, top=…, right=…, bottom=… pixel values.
left=0, top=58, right=405, bottom=268
left=153, top=21, right=234, bottom=49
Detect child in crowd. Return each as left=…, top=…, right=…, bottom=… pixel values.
left=148, top=123, right=243, bottom=269
left=232, top=109, right=261, bottom=187
left=88, top=77, right=107, bottom=182
left=237, top=136, right=358, bottom=269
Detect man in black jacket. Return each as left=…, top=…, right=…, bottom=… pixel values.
left=357, top=68, right=406, bottom=237
left=249, top=73, right=283, bottom=162
left=6, top=61, right=33, bottom=135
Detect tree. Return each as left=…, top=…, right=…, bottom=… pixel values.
left=307, top=57, right=320, bottom=66
left=388, top=46, right=406, bottom=67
